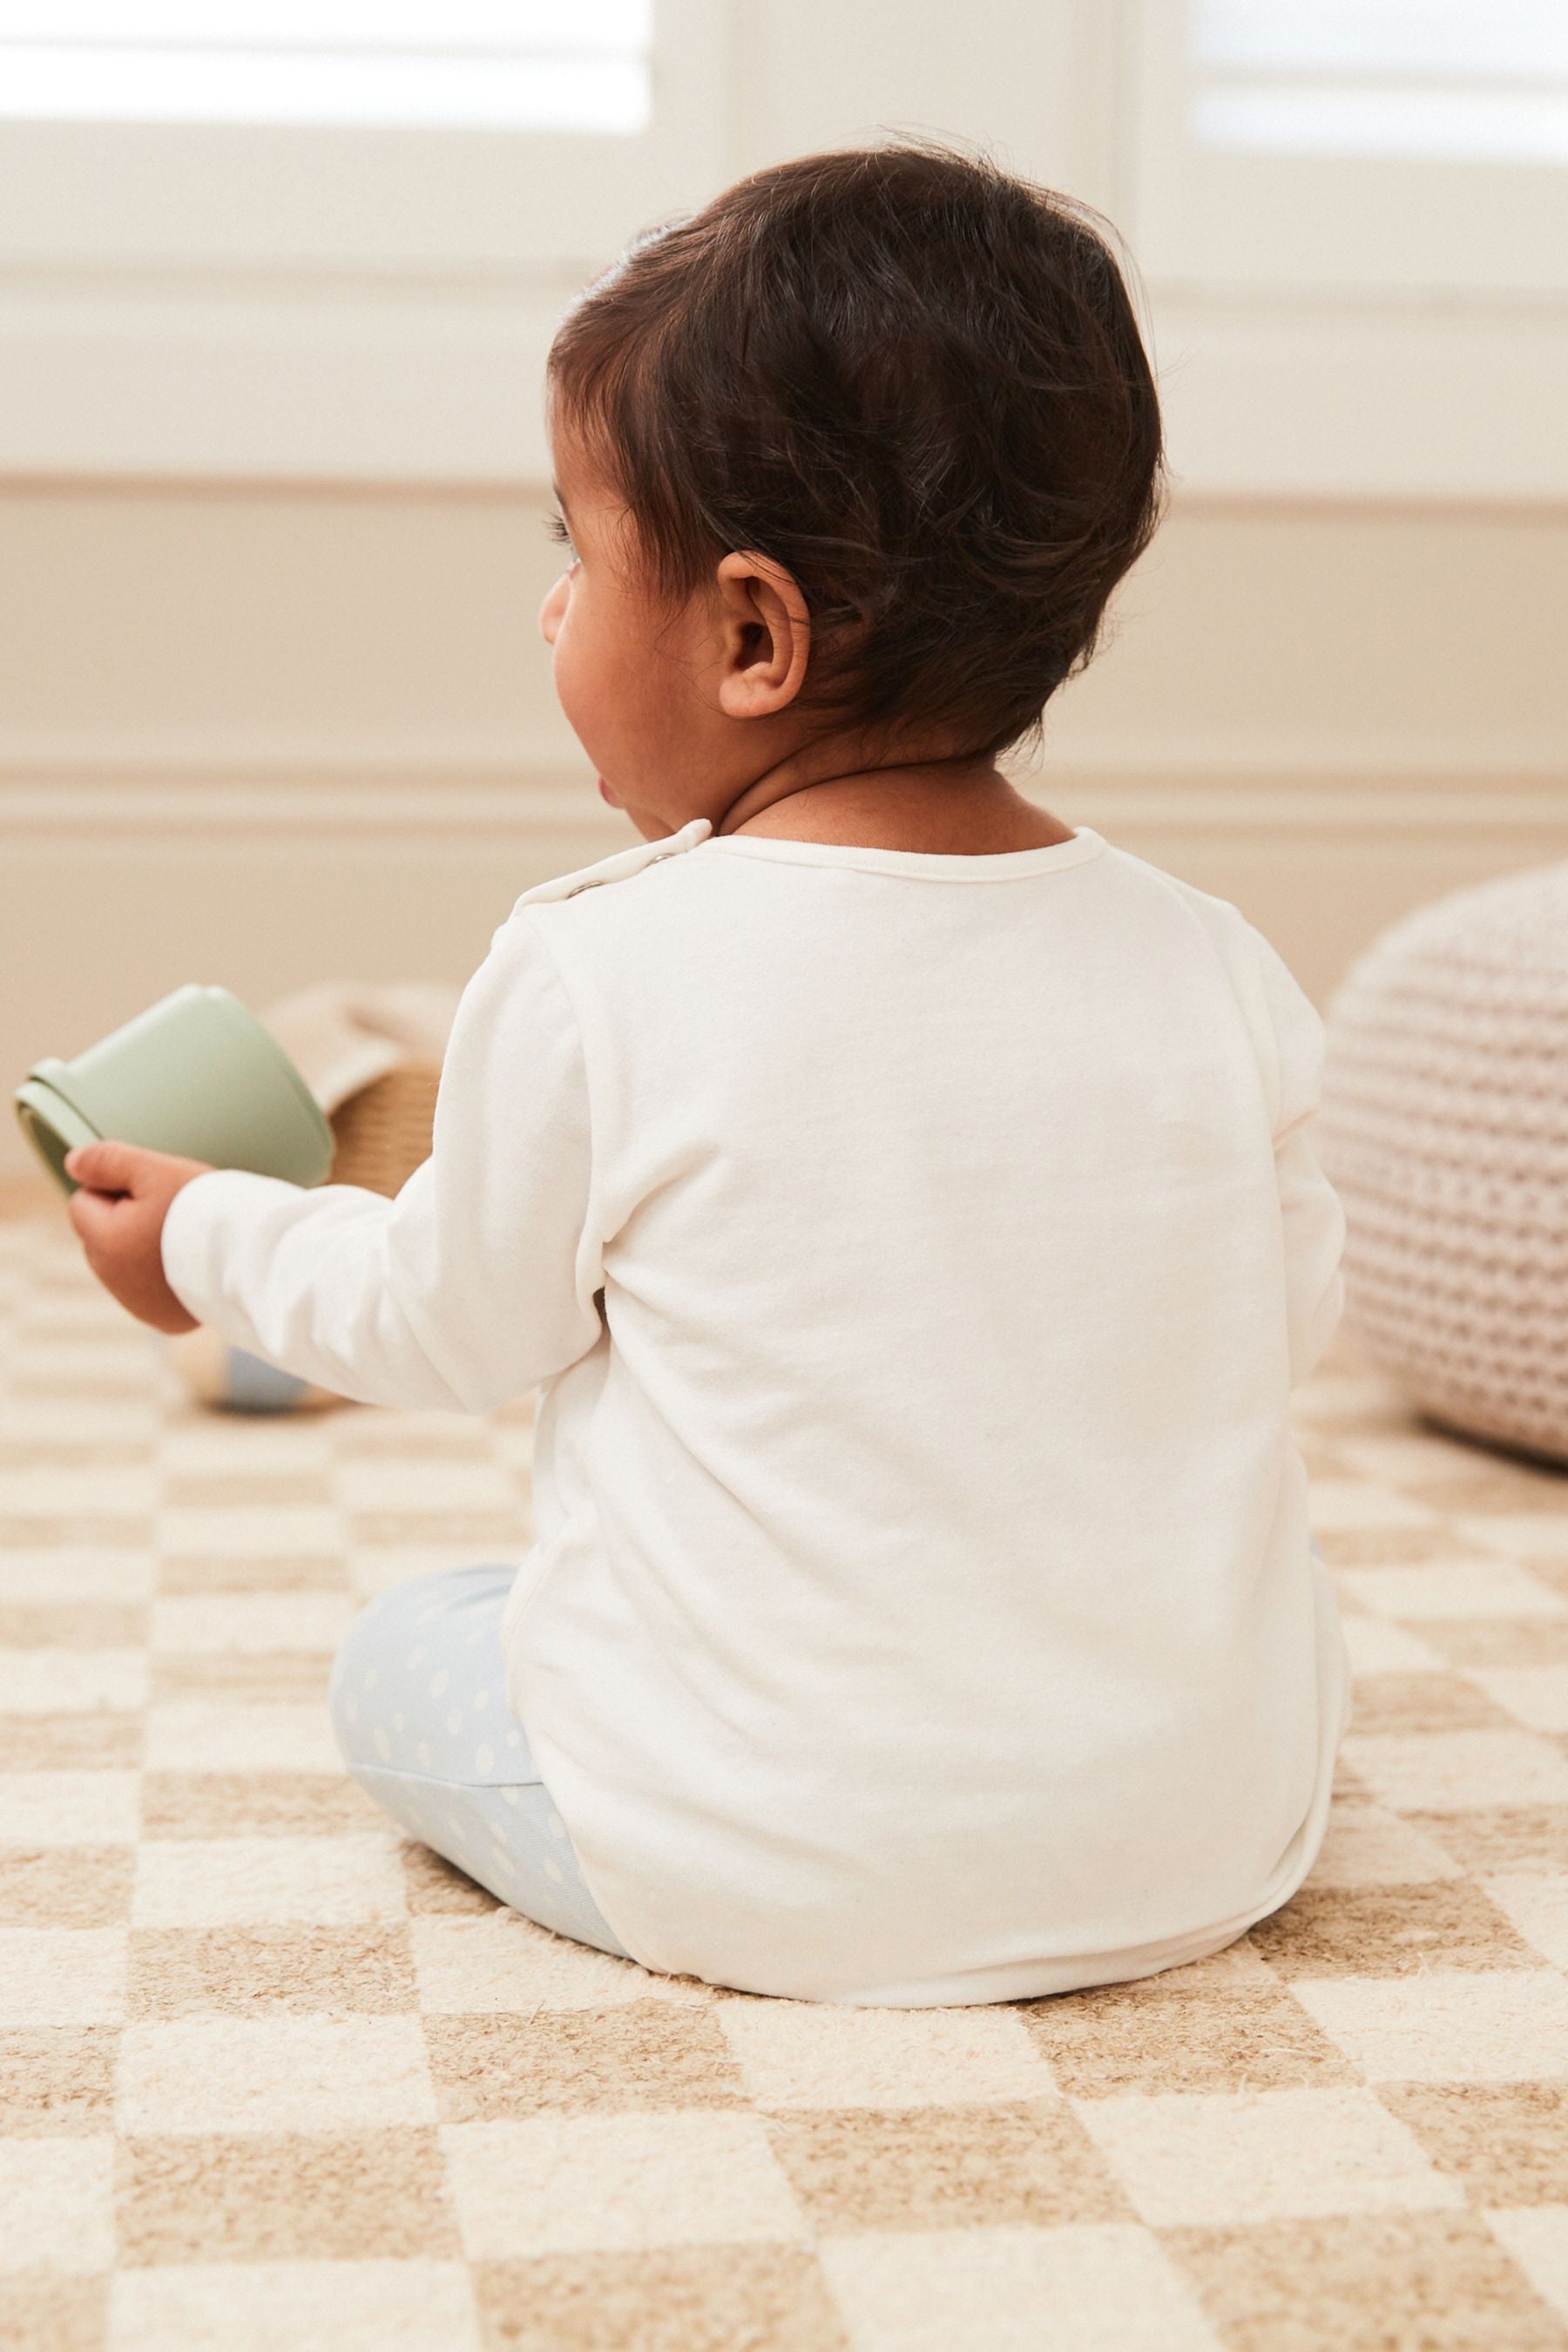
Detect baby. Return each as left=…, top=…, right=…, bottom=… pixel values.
left=66, top=143, right=1348, bottom=2006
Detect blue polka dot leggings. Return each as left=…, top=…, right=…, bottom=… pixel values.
left=328, top=1565, right=629, bottom=1957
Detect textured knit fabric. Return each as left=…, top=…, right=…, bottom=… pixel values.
left=162, top=820, right=1348, bottom=2006
left=329, top=1565, right=627, bottom=1957
left=1321, top=862, right=1568, bottom=1464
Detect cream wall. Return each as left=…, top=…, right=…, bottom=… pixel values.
left=4, top=483, right=1568, bottom=1174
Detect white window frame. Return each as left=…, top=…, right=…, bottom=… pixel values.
left=1126, top=0, right=1568, bottom=297
left=0, top=0, right=726, bottom=481
left=4, top=0, right=1562, bottom=500
left=1119, top=0, right=1568, bottom=498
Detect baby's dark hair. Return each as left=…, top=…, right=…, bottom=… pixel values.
left=548, top=141, right=1165, bottom=760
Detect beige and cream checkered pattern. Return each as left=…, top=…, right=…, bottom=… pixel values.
left=3, top=1206, right=1568, bottom=2350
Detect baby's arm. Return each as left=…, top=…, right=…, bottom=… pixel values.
left=1254, top=933, right=1347, bottom=1389
left=80, top=913, right=603, bottom=1414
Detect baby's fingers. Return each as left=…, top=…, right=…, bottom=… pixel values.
left=64, top=1139, right=146, bottom=1195
left=66, top=1180, right=127, bottom=1251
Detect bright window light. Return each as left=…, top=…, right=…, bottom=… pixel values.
left=1193, top=0, right=1568, bottom=163
left=0, top=2, right=653, bottom=131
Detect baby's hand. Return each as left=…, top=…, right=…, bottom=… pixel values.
left=64, top=1139, right=213, bottom=1334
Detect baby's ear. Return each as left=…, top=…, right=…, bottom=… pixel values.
left=714, top=552, right=810, bottom=719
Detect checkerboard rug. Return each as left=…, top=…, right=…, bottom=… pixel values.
left=3, top=1204, right=1568, bottom=2351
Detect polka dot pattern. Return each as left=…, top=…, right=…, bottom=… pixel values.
left=328, top=1564, right=627, bottom=1957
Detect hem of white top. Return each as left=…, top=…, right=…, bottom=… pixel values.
left=584, top=1560, right=1350, bottom=2006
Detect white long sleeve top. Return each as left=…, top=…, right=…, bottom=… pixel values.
left=163, top=820, right=1349, bottom=2005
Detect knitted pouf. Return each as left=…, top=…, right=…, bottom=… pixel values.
left=1320, top=863, right=1568, bottom=1463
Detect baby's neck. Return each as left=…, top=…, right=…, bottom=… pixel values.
left=721, top=758, right=1074, bottom=857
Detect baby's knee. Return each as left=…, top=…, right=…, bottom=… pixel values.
left=328, top=1564, right=514, bottom=1772
left=328, top=1576, right=436, bottom=1766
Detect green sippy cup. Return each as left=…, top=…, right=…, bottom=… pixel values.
left=14, top=984, right=334, bottom=1197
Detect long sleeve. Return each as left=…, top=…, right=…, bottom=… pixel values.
left=1254, top=932, right=1347, bottom=1389
left=160, top=910, right=604, bottom=1413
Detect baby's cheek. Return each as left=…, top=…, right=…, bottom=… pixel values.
left=558, top=612, right=630, bottom=763
left=551, top=632, right=597, bottom=752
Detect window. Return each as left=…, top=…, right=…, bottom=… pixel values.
left=0, top=0, right=720, bottom=477
left=8, top=3, right=1562, bottom=493
left=0, top=3, right=653, bottom=132
left=1127, top=0, right=1568, bottom=295
left=1122, top=0, right=1568, bottom=495
left=0, top=0, right=714, bottom=275
left=1192, top=1, right=1568, bottom=167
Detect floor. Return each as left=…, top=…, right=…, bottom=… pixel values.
left=3, top=1203, right=1568, bottom=2351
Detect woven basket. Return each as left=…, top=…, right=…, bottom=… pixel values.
left=327, top=1059, right=442, bottom=1197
